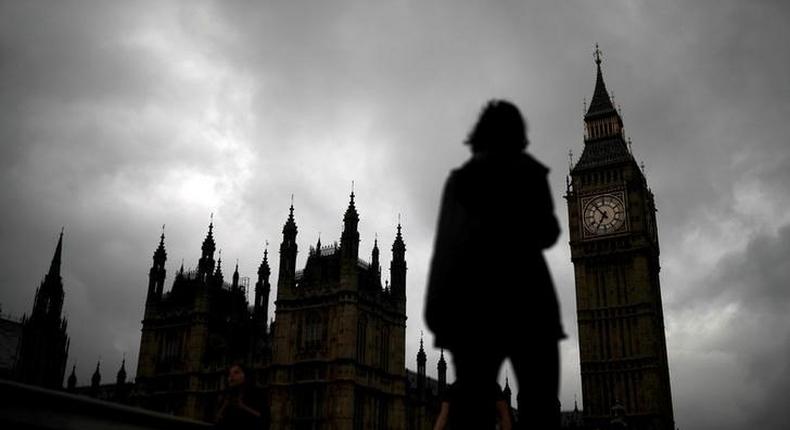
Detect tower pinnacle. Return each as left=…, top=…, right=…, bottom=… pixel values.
left=48, top=229, right=64, bottom=278
left=585, top=44, right=617, bottom=120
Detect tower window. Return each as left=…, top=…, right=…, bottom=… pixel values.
left=304, top=312, right=324, bottom=350
left=379, top=326, right=389, bottom=371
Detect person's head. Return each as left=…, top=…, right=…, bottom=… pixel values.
left=465, top=99, right=528, bottom=154
left=227, top=363, right=248, bottom=388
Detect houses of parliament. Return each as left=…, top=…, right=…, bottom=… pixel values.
left=3, top=48, right=675, bottom=430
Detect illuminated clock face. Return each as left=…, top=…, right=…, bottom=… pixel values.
left=583, top=194, right=626, bottom=235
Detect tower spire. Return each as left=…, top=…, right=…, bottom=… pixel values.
left=116, top=355, right=127, bottom=385
left=371, top=233, right=380, bottom=283
left=48, top=229, right=64, bottom=278
left=341, top=188, right=360, bottom=260
left=390, top=219, right=407, bottom=306
left=67, top=364, right=77, bottom=391
left=198, top=216, right=217, bottom=278
left=147, top=226, right=167, bottom=301
left=254, top=241, right=272, bottom=328
left=277, top=199, right=298, bottom=298
left=91, top=360, right=101, bottom=389
left=438, top=348, right=447, bottom=393
left=417, top=330, right=427, bottom=394
left=585, top=43, right=617, bottom=120
left=232, top=259, right=240, bottom=290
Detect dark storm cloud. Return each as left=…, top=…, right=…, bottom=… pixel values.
left=1, top=1, right=789, bottom=429
left=667, top=223, right=790, bottom=429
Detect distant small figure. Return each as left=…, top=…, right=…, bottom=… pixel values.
left=425, top=100, right=564, bottom=429
left=433, top=382, right=512, bottom=430
left=215, top=363, right=268, bottom=429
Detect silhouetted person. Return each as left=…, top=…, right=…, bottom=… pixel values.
left=425, top=100, right=564, bottom=429
left=215, top=363, right=268, bottom=429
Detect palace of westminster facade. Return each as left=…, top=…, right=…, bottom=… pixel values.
left=7, top=50, right=675, bottom=430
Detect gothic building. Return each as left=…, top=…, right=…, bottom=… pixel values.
left=14, top=230, right=70, bottom=389
left=269, top=191, right=408, bottom=429
left=133, top=192, right=445, bottom=429
left=565, top=47, right=675, bottom=430
left=134, top=222, right=269, bottom=420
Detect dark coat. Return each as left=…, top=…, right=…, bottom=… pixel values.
left=425, top=151, right=564, bottom=350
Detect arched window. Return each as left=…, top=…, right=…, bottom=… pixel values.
left=305, top=312, right=324, bottom=350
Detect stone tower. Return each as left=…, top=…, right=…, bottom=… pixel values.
left=15, top=230, right=70, bottom=389
left=565, top=46, right=674, bottom=430
left=135, top=222, right=257, bottom=421
left=269, top=193, right=408, bottom=430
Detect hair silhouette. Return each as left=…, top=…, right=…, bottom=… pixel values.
left=465, top=99, right=529, bottom=154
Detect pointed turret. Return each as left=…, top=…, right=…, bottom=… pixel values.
left=390, top=221, right=407, bottom=307
left=67, top=365, right=77, bottom=391
left=371, top=235, right=381, bottom=284
left=417, top=332, right=427, bottom=394
left=438, top=348, right=447, bottom=394
left=33, top=230, right=66, bottom=320
left=198, top=217, right=217, bottom=279
left=91, top=361, right=101, bottom=390
left=277, top=201, right=298, bottom=297
left=255, top=245, right=271, bottom=325
left=147, top=226, right=167, bottom=302
left=16, top=230, right=69, bottom=389
left=341, top=190, right=360, bottom=260
left=116, top=358, right=127, bottom=385
left=214, top=252, right=224, bottom=285
left=232, top=260, right=240, bottom=291
left=48, top=229, right=64, bottom=279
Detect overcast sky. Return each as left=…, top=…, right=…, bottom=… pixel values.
left=1, top=1, right=789, bottom=428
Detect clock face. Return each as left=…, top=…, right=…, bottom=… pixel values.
left=582, top=194, right=627, bottom=236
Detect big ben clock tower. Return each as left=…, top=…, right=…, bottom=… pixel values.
left=566, top=46, right=675, bottom=430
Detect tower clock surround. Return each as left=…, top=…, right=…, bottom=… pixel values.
left=581, top=192, right=628, bottom=237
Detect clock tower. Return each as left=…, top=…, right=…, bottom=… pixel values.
left=566, top=47, right=674, bottom=430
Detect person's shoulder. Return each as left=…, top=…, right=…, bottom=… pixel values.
left=520, top=152, right=550, bottom=175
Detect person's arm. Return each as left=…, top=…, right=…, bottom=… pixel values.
left=496, top=399, right=513, bottom=430
left=433, top=401, right=450, bottom=430
left=237, top=392, right=262, bottom=418
left=425, top=173, right=464, bottom=334
left=215, top=395, right=230, bottom=424
left=534, top=173, right=560, bottom=249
